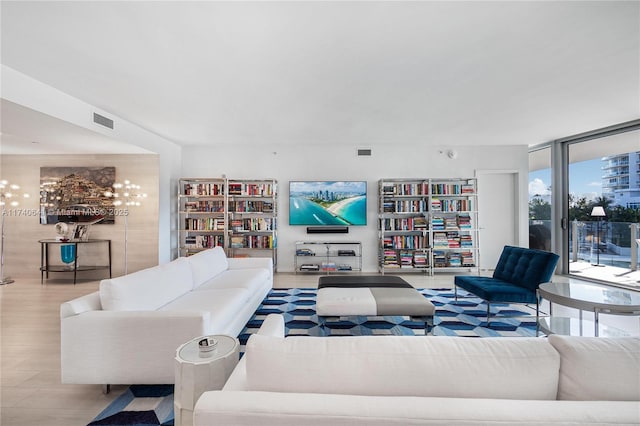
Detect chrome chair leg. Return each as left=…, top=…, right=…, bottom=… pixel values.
left=486, top=302, right=491, bottom=326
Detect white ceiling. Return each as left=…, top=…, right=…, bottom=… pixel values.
left=1, top=1, right=639, bottom=154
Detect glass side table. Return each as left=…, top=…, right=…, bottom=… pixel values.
left=537, top=282, right=640, bottom=337
left=174, top=335, right=239, bottom=426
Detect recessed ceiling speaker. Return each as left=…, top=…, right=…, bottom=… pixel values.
left=93, top=113, right=114, bottom=129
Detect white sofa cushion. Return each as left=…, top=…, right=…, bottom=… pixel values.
left=245, top=334, right=560, bottom=400
left=548, top=335, right=640, bottom=401
left=195, top=268, right=270, bottom=293
left=100, top=258, right=193, bottom=311
left=195, top=392, right=640, bottom=426
left=187, top=247, right=229, bottom=288
left=159, top=288, right=250, bottom=334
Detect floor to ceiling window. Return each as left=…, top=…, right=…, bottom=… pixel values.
left=529, top=146, right=552, bottom=251
left=529, top=121, right=640, bottom=290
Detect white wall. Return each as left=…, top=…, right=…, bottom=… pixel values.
left=183, top=143, right=529, bottom=272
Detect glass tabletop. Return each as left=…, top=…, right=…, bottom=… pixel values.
left=176, top=334, right=238, bottom=363
left=538, top=282, right=640, bottom=313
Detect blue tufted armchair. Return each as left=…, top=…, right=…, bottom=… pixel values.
left=454, top=245, right=559, bottom=325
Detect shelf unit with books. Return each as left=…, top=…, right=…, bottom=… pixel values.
left=227, top=179, right=278, bottom=269
left=294, top=241, right=362, bottom=274
left=178, top=178, right=227, bottom=257
left=429, top=178, right=479, bottom=273
left=377, top=178, right=479, bottom=274
left=378, top=179, right=431, bottom=273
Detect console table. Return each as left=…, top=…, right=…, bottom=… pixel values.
left=537, top=282, right=640, bottom=337
left=39, top=239, right=112, bottom=284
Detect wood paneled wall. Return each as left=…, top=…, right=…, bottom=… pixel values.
left=1, top=154, right=160, bottom=280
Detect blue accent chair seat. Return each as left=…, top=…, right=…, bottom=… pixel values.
left=454, top=245, right=559, bottom=325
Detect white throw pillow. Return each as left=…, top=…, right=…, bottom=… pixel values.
left=186, top=247, right=229, bottom=288
left=245, top=334, right=560, bottom=400
left=100, top=257, right=193, bottom=311
left=549, top=335, right=640, bottom=401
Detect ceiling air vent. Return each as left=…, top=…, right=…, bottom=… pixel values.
left=357, top=148, right=372, bottom=156
left=93, top=113, right=114, bottom=129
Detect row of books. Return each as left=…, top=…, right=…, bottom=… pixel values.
left=228, top=201, right=274, bottom=213
left=230, top=218, right=276, bottom=232
left=184, top=235, right=224, bottom=249
left=382, top=200, right=428, bottom=213
left=382, top=235, right=426, bottom=250
left=431, top=199, right=473, bottom=212
left=183, top=182, right=225, bottom=196
left=382, top=250, right=430, bottom=268
left=183, top=200, right=225, bottom=213
left=380, top=217, right=428, bottom=231
left=228, top=183, right=275, bottom=196
left=431, top=183, right=475, bottom=195
left=230, top=235, right=275, bottom=249
left=381, top=182, right=429, bottom=196
left=432, top=214, right=472, bottom=230
left=184, top=218, right=225, bottom=231
left=433, top=232, right=474, bottom=248
left=433, top=250, right=475, bottom=268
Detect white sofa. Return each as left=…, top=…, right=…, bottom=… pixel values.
left=60, top=247, right=272, bottom=385
left=194, top=314, right=640, bottom=426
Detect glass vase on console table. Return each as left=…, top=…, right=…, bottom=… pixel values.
left=60, top=244, right=76, bottom=270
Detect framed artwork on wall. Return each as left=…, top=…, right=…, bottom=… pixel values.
left=40, top=166, right=116, bottom=225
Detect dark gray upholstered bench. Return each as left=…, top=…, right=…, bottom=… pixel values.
left=316, top=275, right=434, bottom=334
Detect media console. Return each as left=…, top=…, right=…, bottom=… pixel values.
left=294, top=241, right=362, bottom=274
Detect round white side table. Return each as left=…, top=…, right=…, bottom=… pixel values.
left=174, top=335, right=239, bottom=426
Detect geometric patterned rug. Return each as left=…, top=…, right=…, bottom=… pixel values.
left=87, top=287, right=538, bottom=425
left=239, top=287, right=538, bottom=345
left=87, top=384, right=174, bottom=426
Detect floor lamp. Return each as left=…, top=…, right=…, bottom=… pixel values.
left=105, top=180, right=146, bottom=275
left=0, top=180, right=29, bottom=285
left=590, top=206, right=606, bottom=267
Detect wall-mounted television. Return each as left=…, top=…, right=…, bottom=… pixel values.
left=289, top=181, right=367, bottom=226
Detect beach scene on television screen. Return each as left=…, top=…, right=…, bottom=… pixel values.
left=289, top=181, right=367, bottom=226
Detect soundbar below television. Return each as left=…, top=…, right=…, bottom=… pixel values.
left=289, top=181, right=367, bottom=226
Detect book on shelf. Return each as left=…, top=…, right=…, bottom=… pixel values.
left=183, top=182, right=224, bottom=196
left=461, top=251, right=475, bottom=266
left=458, top=213, right=472, bottom=228
left=184, top=234, right=224, bottom=249
left=228, top=182, right=275, bottom=197
left=433, top=232, right=449, bottom=248
left=321, top=262, right=337, bottom=271
left=448, top=252, right=462, bottom=267
left=414, top=217, right=428, bottom=229
left=432, top=250, right=447, bottom=268
left=184, top=218, right=225, bottom=231
left=413, top=251, right=429, bottom=268
left=461, top=184, right=475, bottom=194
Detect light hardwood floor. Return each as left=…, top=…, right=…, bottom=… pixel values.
left=0, top=272, right=453, bottom=426
left=1, top=273, right=637, bottom=426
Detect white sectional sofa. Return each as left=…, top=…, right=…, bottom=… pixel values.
left=194, top=314, right=640, bottom=426
left=60, top=247, right=272, bottom=386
